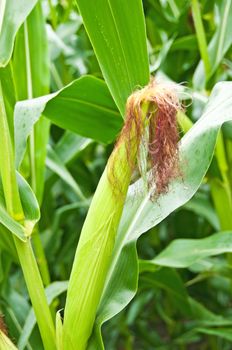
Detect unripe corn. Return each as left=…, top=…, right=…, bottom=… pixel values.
left=63, top=79, right=180, bottom=349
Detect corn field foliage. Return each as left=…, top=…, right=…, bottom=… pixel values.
left=1, top=0, right=232, bottom=349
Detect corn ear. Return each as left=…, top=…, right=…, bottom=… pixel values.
left=63, top=101, right=149, bottom=349
left=63, top=79, right=180, bottom=349
left=0, top=330, right=18, bottom=350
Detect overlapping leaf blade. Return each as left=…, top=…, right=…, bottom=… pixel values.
left=140, top=269, right=232, bottom=343
left=0, top=0, right=38, bottom=67
left=46, top=144, right=85, bottom=200
left=14, top=76, right=122, bottom=169
left=88, top=82, right=232, bottom=348
left=12, top=1, right=51, bottom=204
left=76, top=0, right=150, bottom=116
left=150, top=231, right=232, bottom=268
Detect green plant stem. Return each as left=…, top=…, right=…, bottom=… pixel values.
left=0, top=80, right=56, bottom=350
left=31, top=222, right=51, bottom=286
left=13, top=237, right=56, bottom=350
left=211, top=132, right=232, bottom=230
left=24, top=19, right=52, bottom=287
left=0, top=73, right=24, bottom=250
left=48, top=0, right=57, bottom=29
left=191, top=0, right=211, bottom=79
left=225, top=139, right=232, bottom=189
left=212, top=133, right=232, bottom=270
left=0, top=82, right=24, bottom=220
left=32, top=226, right=51, bottom=286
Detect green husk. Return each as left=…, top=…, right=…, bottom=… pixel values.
left=63, top=78, right=181, bottom=349
left=0, top=330, right=18, bottom=350
left=63, top=101, right=149, bottom=349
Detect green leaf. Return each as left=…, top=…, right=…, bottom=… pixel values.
left=76, top=0, right=149, bottom=116
left=45, top=133, right=92, bottom=195
left=54, top=132, right=91, bottom=165
left=0, top=226, right=17, bottom=260
left=18, top=281, right=68, bottom=350
left=1, top=283, right=33, bottom=347
left=88, top=81, right=232, bottom=348
left=139, top=267, right=232, bottom=339
left=210, top=177, right=232, bottom=230
left=140, top=268, right=191, bottom=316
left=184, top=193, right=220, bottom=230
left=0, top=173, right=40, bottom=241
left=197, top=327, right=232, bottom=342
left=150, top=231, right=232, bottom=268
left=12, top=1, right=50, bottom=204
left=12, top=2, right=49, bottom=100
left=0, top=0, right=38, bottom=67
left=193, top=0, right=232, bottom=88
left=189, top=298, right=232, bottom=327
left=0, top=73, right=23, bottom=221
left=0, top=199, right=26, bottom=241
left=170, top=35, right=198, bottom=52
left=14, top=76, right=122, bottom=169
left=46, top=144, right=85, bottom=200
left=0, top=330, right=18, bottom=350
left=0, top=65, right=17, bottom=142
left=56, top=311, right=63, bottom=350
left=17, top=173, right=40, bottom=229
left=139, top=269, right=232, bottom=342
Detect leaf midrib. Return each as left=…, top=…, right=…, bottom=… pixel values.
left=106, top=0, right=133, bottom=92
left=54, top=96, right=121, bottom=118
